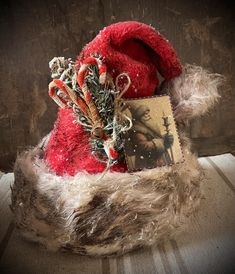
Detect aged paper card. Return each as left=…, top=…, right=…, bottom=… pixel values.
left=122, top=96, right=183, bottom=171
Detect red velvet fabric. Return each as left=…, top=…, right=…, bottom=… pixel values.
left=44, top=21, right=182, bottom=175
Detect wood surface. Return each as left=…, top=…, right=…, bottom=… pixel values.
left=0, top=154, right=234, bottom=273
left=0, top=0, right=235, bottom=171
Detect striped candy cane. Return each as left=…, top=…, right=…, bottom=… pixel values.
left=77, top=56, right=107, bottom=127
left=48, top=80, right=68, bottom=108
left=48, top=79, right=89, bottom=115
left=77, top=56, right=120, bottom=160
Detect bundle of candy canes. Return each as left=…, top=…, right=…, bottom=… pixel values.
left=48, top=55, right=132, bottom=169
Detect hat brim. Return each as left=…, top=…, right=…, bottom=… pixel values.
left=11, top=135, right=202, bottom=256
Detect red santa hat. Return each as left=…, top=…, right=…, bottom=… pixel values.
left=78, top=21, right=182, bottom=98
left=12, top=21, right=223, bottom=257
left=44, top=21, right=182, bottom=176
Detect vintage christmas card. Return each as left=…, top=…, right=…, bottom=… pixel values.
left=122, top=96, right=183, bottom=171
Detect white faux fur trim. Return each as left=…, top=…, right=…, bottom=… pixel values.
left=162, top=64, right=225, bottom=122
left=11, top=135, right=203, bottom=256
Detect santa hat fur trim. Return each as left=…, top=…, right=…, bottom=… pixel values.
left=12, top=133, right=202, bottom=256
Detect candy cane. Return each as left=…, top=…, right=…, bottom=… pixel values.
left=48, top=81, right=68, bottom=108
left=77, top=56, right=121, bottom=160
left=77, top=57, right=107, bottom=127
left=48, top=79, right=89, bottom=115
left=78, top=56, right=107, bottom=86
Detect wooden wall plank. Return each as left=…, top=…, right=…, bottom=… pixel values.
left=173, top=158, right=235, bottom=273
left=208, top=153, right=235, bottom=187
left=151, top=245, right=167, bottom=274
left=1, top=231, right=103, bottom=274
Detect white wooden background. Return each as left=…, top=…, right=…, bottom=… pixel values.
left=0, top=154, right=235, bottom=274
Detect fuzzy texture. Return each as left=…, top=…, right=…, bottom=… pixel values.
left=78, top=21, right=182, bottom=99
left=161, top=64, right=225, bottom=121
left=44, top=109, right=127, bottom=176
left=12, top=133, right=202, bottom=256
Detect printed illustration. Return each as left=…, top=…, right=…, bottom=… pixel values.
left=123, top=96, right=183, bottom=170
